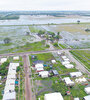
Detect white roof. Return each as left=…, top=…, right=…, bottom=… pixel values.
left=61, top=56, right=67, bottom=59
left=83, top=95, right=90, bottom=100
left=39, top=71, right=49, bottom=78
left=9, top=63, right=19, bottom=67
left=35, top=64, right=44, bottom=69
left=0, top=58, right=7, bottom=63
left=70, top=72, right=82, bottom=77
left=0, top=76, right=1, bottom=80
left=51, top=60, right=56, bottom=63
left=74, top=98, right=79, bottom=100
left=65, top=64, right=74, bottom=69
left=63, top=58, right=69, bottom=61
left=7, top=75, right=16, bottom=79
left=44, top=92, right=64, bottom=100
left=3, top=92, right=16, bottom=100
left=6, top=79, right=15, bottom=85
left=62, top=61, right=70, bottom=65
left=85, top=87, right=90, bottom=94
left=36, top=67, right=44, bottom=71
left=63, top=77, right=74, bottom=85
left=13, top=56, right=19, bottom=60
left=75, top=77, right=87, bottom=83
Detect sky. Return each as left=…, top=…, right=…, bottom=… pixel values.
left=0, top=0, right=90, bottom=11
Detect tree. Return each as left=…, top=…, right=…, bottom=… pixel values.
left=26, top=32, right=30, bottom=35
left=38, top=30, right=45, bottom=36
left=4, top=37, right=11, bottom=44
left=57, top=32, right=60, bottom=35
left=77, top=20, right=80, bottom=24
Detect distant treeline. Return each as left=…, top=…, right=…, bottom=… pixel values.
left=0, top=15, right=19, bottom=20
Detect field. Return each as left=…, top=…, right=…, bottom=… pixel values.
left=70, top=50, right=90, bottom=70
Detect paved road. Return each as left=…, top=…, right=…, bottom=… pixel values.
left=65, top=50, right=90, bottom=75
left=0, top=48, right=90, bottom=57
left=22, top=55, right=32, bottom=100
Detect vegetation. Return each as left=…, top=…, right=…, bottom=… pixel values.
left=70, top=50, right=90, bottom=70
left=4, top=37, right=11, bottom=44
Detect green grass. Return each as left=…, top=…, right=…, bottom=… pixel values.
left=70, top=50, right=90, bottom=70
left=29, top=26, right=40, bottom=33
left=59, top=44, right=67, bottom=49
left=0, top=41, right=48, bottom=54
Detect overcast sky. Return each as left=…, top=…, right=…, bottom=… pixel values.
left=0, top=0, right=90, bottom=11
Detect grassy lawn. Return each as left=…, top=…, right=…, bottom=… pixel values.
left=70, top=50, right=90, bottom=70
left=59, top=44, right=67, bottom=49
left=29, top=26, right=40, bottom=33
left=0, top=41, right=48, bottom=54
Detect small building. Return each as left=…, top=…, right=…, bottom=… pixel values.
left=75, top=77, right=87, bottom=83
left=62, top=61, right=70, bottom=65
left=70, top=72, right=82, bottom=78
left=3, top=91, right=16, bottom=100
left=44, top=92, right=64, bottom=100
left=63, top=77, right=75, bottom=86
left=13, top=56, right=19, bottom=60
left=35, top=64, right=44, bottom=69
left=51, top=60, right=56, bottom=64
left=36, top=67, right=44, bottom=72
left=0, top=76, right=1, bottom=80
left=65, top=64, right=74, bottom=69
left=52, top=70, right=59, bottom=76
left=83, top=95, right=90, bottom=100
left=0, top=58, right=7, bottom=64
left=39, top=71, right=49, bottom=78
left=74, top=98, right=79, bottom=100
left=84, top=87, right=90, bottom=94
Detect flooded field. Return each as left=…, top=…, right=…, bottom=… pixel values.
left=0, top=15, right=90, bottom=25
left=0, top=26, right=41, bottom=51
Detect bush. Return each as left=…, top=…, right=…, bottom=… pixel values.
left=46, top=44, right=50, bottom=48
left=53, top=43, right=58, bottom=47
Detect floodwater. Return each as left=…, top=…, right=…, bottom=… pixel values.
left=0, top=15, right=90, bottom=25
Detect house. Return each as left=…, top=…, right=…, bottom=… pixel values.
left=3, top=92, right=16, bottom=100
left=62, top=61, right=70, bottom=65
left=74, top=98, right=79, bottom=100
left=52, top=70, right=59, bottom=76
left=65, top=64, right=74, bottom=69
left=51, top=60, right=56, bottom=64
left=70, top=72, right=82, bottom=77
left=39, top=71, right=49, bottom=78
left=84, top=87, right=90, bottom=94
left=0, top=76, right=1, bottom=80
left=83, top=95, right=90, bottom=100
left=35, top=64, right=44, bottom=69
left=0, top=58, right=7, bottom=64
left=75, top=77, right=87, bottom=83
left=13, top=56, right=19, bottom=60
left=63, top=77, right=75, bottom=86
left=61, top=56, right=67, bottom=59
left=36, top=67, right=44, bottom=72
left=63, top=58, right=69, bottom=61
left=44, top=92, right=64, bottom=100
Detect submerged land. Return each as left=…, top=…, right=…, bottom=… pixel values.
left=0, top=11, right=90, bottom=100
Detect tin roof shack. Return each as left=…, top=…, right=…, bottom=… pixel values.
left=13, top=56, right=19, bottom=60
left=70, top=72, right=82, bottom=78
left=39, top=71, right=49, bottom=78
left=44, top=92, right=64, bottom=100
left=63, top=77, right=75, bottom=86
left=84, top=87, right=90, bottom=94
left=52, top=70, right=59, bottom=76
left=83, top=95, right=90, bottom=100
left=0, top=58, right=7, bottom=64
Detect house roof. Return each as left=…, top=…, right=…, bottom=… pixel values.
left=44, top=92, right=64, bottom=100
left=83, top=95, right=90, bottom=100
left=70, top=72, right=82, bottom=77
left=52, top=70, right=59, bottom=75
left=85, top=87, right=90, bottom=94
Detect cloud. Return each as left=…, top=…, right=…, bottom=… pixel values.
left=0, top=0, right=90, bottom=11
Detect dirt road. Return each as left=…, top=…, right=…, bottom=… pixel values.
left=22, top=55, right=32, bottom=100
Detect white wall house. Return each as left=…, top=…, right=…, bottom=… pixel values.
left=65, top=64, right=74, bottom=69
left=39, top=71, right=49, bottom=78
left=70, top=72, right=82, bottom=77
left=44, top=92, right=64, bottom=100
left=84, top=87, right=90, bottom=94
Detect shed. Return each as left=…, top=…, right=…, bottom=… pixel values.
left=65, top=64, right=74, bottom=69
left=44, top=92, right=64, bottom=100
left=3, top=92, right=16, bottom=100
left=75, top=77, right=87, bottom=83
left=84, top=87, right=90, bottom=94
left=83, top=95, right=90, bottom=100
left=70, top=72, right=82, bottom=77
left=63, top=77, right=75, bottom=86
left=51, top=60, right=56, bottom=64
left=52, top=70, right=59, bottom=76
left=13, top=56, right=19, bottom=60
left=39, top=71, right=49, bottom=78
left=74, top=98, right=79, bottom=100
left=0, top=58, right=7, bottom=64
left=62, top=61, right=70, bottom=65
